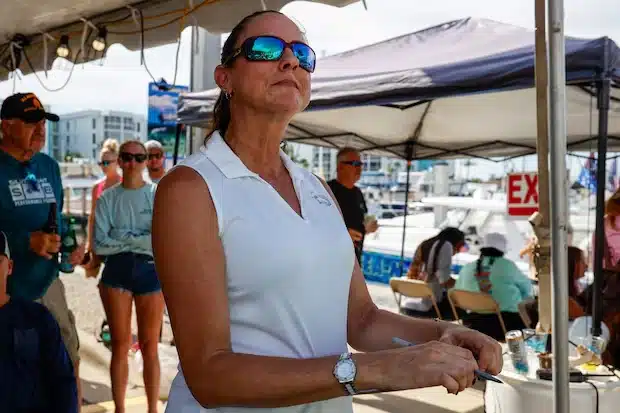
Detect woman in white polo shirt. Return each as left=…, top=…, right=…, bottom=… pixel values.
left=152, top=10, right=501, bottom=413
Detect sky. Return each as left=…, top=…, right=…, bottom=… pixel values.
left=0, top=0, right=618, bottom=179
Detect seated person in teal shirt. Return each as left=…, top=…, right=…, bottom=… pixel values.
left=453, top=232, right=532, bottom=340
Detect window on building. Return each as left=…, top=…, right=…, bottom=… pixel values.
left=137, top=123, right=140, bottom=132
left=104, top=115, right=121, bottom=130
left=92, top=133, right=96, bottom=144
left=66, top=123, right=70, bottom=131
left=92, top=118, right=96, bottom=129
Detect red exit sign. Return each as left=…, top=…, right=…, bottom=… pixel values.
left=507, top=172, right=539, bottom=216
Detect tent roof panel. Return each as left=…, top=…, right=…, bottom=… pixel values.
left=0, top=0, right=357, bottom=81
left=176, top=17, right=620, bottom=160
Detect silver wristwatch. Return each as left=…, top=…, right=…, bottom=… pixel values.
left=333, top=352, right=357, bottom=395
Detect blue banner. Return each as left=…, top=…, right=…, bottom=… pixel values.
left=147, top=82, right=188, bottom=159
left=361, top=251, right=412, bottom=284
left=361, top=251, right=463, bottom=285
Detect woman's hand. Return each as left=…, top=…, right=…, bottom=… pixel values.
left=439, top=326, right=503, bottom=375
left=370, top=340, right=479, bottom=395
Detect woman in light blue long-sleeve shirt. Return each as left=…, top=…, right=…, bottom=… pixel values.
left=453, top=232, right=532, bottom=340
left=94, top=140, right=163, bottom=413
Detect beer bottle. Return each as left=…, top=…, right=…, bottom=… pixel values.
left=43, top=202, right=59, bottom=264
left=59, top=215, right=78, bottom=273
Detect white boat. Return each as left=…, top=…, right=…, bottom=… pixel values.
left=360, top=192, right=597, bottom=285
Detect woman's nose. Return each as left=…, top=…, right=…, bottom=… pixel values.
left=279, top=47, right=300, bottom=71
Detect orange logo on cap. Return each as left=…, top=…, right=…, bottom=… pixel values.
left=21, top=93, right=43, bottom=112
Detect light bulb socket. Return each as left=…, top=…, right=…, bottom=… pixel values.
left=56, top=35, right=71, bottom=58
left=92, top=27, right=108, bottom=52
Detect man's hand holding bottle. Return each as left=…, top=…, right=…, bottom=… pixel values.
left=29, top=232, right=61, bottom=260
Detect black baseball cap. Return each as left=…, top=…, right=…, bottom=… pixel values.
left=1, top=93, right=59, bottom=123
left=0, top=231, right=9, bottom=259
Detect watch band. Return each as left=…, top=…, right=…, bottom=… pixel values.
left=344, top=382, right=357, bottom=396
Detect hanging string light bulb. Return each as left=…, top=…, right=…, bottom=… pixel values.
left=92, top=27, right=107, bottom=52
left=56, top=35, right=71, bottom=58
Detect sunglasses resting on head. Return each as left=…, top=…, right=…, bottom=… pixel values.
left=224, top=35, right=316, bottom=73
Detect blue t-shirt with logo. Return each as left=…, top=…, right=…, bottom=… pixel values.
left=0, top=150, right=63, bottom=300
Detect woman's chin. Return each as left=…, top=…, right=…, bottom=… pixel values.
left=264, top=93, right=307, bottom=115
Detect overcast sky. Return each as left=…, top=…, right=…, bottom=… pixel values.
left=0, top=0, right=617, bottom=178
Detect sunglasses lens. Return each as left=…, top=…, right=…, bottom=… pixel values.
left=120, top=153, right=146, bottom=163
left=248, top=36, right=284, bottom=61
left=291, top=43, right=316, bottom=73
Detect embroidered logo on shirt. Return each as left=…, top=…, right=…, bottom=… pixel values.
left=311, top=193, right=332, bottom=206
left=8, top=178, right=56, bottom=207
left=139, top=207, right=152, bottom=215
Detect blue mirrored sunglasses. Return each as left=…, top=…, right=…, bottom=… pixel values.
left=224, top=36, right=316, bottom=73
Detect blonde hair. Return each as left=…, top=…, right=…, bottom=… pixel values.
left=100, top=138, right=119, bottom=159
left=119, top=139, right=147, bottom=154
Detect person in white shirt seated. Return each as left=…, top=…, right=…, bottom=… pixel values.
left=402, top=227, right=466, bottom=320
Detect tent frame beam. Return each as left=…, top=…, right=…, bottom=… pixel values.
left=591, top=38, right=613, bottom=337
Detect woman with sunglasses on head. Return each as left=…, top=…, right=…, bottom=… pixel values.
left=94, top=140, right=163, bottom=413
left=153, top=11, right=501, bottom=413
left=83, top=138, right=121, bottom=278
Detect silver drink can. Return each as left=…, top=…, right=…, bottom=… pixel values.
left=505, top=330, right=529, bottom=373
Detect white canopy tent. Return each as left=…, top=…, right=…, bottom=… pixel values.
left=177, top=17, right=620, bottom=160
left=0, top=0, right=358, bottom=81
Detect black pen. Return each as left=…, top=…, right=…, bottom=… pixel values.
left=391, top=337, right=503, bottom=384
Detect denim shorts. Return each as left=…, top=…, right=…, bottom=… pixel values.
left=100, top=252, right=161, bottom=295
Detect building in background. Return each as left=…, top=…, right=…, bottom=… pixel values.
left=49, top=110, right=146, bottom=161
left=280, top=142, right=458, bottom=184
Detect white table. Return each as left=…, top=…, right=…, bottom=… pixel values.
left=485, top=346, right=620, bottom=413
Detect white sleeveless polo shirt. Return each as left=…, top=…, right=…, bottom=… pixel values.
left=165, top=132, right=356, bottom=413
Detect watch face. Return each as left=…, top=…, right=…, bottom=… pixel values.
left=336, top=359, right=356, bottom=381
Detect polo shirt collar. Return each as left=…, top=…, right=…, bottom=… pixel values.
left=202, top=131, right=305, bottom=183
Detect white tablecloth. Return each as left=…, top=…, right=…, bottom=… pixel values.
left=485, top=346, right=620, bottom=413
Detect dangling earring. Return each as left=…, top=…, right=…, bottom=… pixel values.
left=224, top=90, right=232, bottom=100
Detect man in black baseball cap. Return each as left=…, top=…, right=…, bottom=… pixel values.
left=0, top=92, right=85, bottom=409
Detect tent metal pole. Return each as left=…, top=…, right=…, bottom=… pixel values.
left=591, top=38, right=612, bottom=337
left=399, top=143, right=414, bottom=277
left=173, top=123, right=182, bottom=166
left=547, top=0, right=570, bottom=412
left=534, top=0, right=553, bottom=333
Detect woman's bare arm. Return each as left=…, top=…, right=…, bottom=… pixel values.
left=85, top=185, right=97, bottom=251
left=152, top=167, right=387, bottom=409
